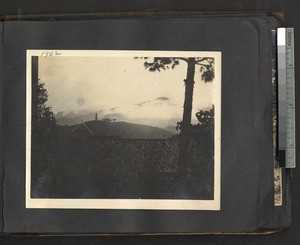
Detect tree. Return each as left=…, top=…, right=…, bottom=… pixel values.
left=32, top=79, right=57, bottom=139
left=102, top=118, right=113, bottom=123
left=141, top=57, right=215, bottom=134
left=139, top=57, right=215, bottom=178
left=195, top=106, right=214, bottom=133
left=192, top=106, right=214, bottom=155
left=32, top=57, right=56, bottom=140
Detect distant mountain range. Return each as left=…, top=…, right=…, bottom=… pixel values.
left=55, top=96, right=181, bottom=128
left=58, top=120, right=177, bottom=139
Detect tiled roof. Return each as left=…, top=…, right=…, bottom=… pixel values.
left=65, top=137, right=213, bottom=176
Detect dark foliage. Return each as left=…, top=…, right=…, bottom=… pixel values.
left=175, top=106, right=214, bottom=139
left=195, top=106, right=214, bottom=130
left=199, top=58, right=215, bottom=82
left=101, top=118, right=113, bottom=123
left=200, top=66, right=215, bottom=82
left=144, top=57, right=181, bottom=71
left=32, top=80, right=57, bottom=141
left=140, top=57, right=215, bottom=83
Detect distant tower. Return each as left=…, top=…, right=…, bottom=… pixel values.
left=95, top=113, right=98, bottom=121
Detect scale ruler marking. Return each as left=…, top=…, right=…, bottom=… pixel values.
left=277, top=27, right=296, bottom=168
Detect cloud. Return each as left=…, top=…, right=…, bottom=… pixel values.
left=40, top=56, right=216, bottom=127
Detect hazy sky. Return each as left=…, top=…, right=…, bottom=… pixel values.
left=39, top=56, right=216, bottom=126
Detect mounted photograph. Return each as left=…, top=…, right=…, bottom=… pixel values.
left=26, top=50, right=221, bottom=210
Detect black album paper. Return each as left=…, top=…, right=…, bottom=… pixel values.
left=0, top=12, right=292, bottom=233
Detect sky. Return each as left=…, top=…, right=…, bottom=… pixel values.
left=39, top=56, right=217, bottom=127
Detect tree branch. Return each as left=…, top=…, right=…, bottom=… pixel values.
left=195, top=63, right=211, bottom=68
left=195, top=57, right=212, bottom=63
left=178, top=57, right=189, bottom=62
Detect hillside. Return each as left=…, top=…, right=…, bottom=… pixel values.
left=163, top=125, right=179, bottom=134
left=56, top=111, right=104, bottom=126
left=59, top=120, right=176, bottom=139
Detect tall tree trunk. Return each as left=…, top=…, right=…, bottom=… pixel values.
left=177, top=58, right=196, bottom=184
left=32, top=56, right=39, bottom=135
left=182, top=58, right=196, bottom=131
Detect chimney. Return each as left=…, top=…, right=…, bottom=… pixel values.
left=95, top=113, right=98, bottom=121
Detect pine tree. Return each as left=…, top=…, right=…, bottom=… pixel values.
left=141, top=57, right=214, bottom=134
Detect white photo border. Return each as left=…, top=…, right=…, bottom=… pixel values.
left=26, top=50, right=221, bottom=210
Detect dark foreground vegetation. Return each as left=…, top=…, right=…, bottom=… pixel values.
left=31, top=131, right=214, bottom=200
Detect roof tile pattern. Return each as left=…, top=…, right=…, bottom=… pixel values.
left=62, top=137, right=213, bottom=176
